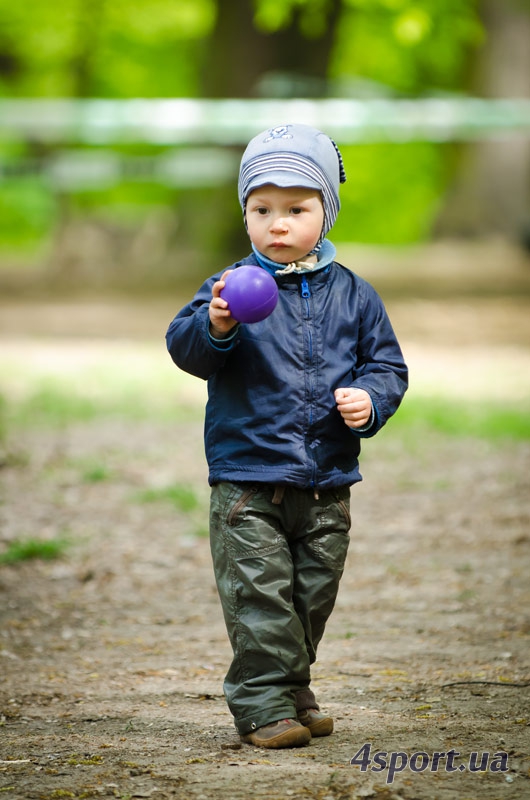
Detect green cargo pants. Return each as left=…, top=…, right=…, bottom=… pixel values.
left=209, top=481, right=351, bottom=735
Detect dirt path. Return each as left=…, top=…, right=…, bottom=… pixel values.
left=2, top=419, right=529, bottom=800
left=1, top=241, right=530, bottom=799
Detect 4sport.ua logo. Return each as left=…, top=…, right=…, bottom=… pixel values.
left=350, top=743, right=509, bottom=785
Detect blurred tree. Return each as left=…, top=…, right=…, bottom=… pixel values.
left=197, top=0, right=343, bottom=259
left=434, top=0, right=530, bottom=245
left=1, top=0, right=528, bottom=291
left=196, top=0, right=484, bottom=259
left=0, top=0, right=215, bottom=97
left=201, top=0, right=341, bottom=97
left=330, top=0, right=483, bottom=95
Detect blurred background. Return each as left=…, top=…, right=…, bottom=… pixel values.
left=0, top=0, right=529, bottom=295
left=1, top=8, right=530, bottom=794
left=0, top=0, right=529, bottom=458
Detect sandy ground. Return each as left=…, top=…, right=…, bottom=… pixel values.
left=1, top=240, right=529, bottom=799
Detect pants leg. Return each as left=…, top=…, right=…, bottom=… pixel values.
left=209, top=482, right=351, bottom=735
left=290, top=485, right=352, bottom=665
left=210, top=482, right=309, bottom=734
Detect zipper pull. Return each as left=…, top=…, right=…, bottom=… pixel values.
left=300, top=275, right=310, bottom=298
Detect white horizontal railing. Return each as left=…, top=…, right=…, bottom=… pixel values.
left=1, top=97, right=530, bottom=144
left=1, top=98, right=529, bottom=189
left=0, top=148, right=241, bottom=189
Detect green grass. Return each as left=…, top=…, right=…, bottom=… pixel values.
left=0, top=380, right=202, bottom=429
left=0, top=535, right=70, bottom=565
left=0, top=342, right=205, bottom=430
left=133, top=483, right=209, bottom=537
left=13, top=385, right=107, bottom=426
left=191, top=524, right=210, bottom=538
left=390, top=395, right=530, bottom=441
left=0, top=351, right=528, bottom=441
left=1, top=386, right=528, bottom=441
left=134, top=483, right=200, bottom=512
left=80, top=461, right=113, bottom=483
left=2, top=384, right=190, bottom=427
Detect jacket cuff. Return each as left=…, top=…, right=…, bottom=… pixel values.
left=350, top=400, right=379, bottom=437
left=354, top=404, right=375, bottom=432
left=208, top=321, right=240, bottom=351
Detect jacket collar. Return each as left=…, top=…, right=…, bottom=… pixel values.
left=251, top=238, right=336, bottom=277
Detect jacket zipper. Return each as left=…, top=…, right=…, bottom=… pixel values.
left=300, top=275, right=318, bottom=489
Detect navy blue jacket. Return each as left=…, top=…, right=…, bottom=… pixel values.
left=166, top=256, right=408, bottom=489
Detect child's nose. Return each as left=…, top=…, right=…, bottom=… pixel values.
left=271, top=216, right=288, bottom=232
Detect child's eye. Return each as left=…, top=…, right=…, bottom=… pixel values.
left=256, top=207, right=268, bottom=215
left=290, top=207, right=302, bottom=215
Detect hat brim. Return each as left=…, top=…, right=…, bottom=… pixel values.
left=245, top=170, right=322, bottom=199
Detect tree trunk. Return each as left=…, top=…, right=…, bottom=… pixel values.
left=201, top=0, right=341, bottom=98
left=433, top=0, right=530, bottom=245
left=178, top=0, right=342, bottom=280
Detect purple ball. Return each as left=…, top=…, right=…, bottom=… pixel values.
left=220, top=265, right=279, bottom=324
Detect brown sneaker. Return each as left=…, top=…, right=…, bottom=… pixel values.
left=297, top=708, right=334, bottom=737
left=240, top=718, right=311, bottom=748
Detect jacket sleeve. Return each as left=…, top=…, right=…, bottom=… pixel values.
left=165, top=276, right=240, bottom=380
left=349, top=279, right=408, bottom=438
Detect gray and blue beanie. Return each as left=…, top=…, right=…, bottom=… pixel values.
left=238, top=123, right=347, bottom=240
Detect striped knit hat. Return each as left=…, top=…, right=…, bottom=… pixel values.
left=238, top=123, right=346, bottom=240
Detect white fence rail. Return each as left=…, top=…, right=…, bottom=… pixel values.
left=2, top=98, right=529, bottom=189
left=1, top=98, right=530, bottom=144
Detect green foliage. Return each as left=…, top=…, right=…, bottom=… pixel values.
left=0, top=0, right=493, bottom=252
left=331, top=0, right=483, bottom=93
left=0, top=0, right=216, bottom=97
left=0, top=535, right=70, bottom=564
left=0, top=0, right=483, bottom=98
left=254, top=0, right=332, bottom=37
left=0, top=176, right=57, bottom=251
left=68, top=178, right=177, bottom=215
left=333, top=142, right=444, bottom=243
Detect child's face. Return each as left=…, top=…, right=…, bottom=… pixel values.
left=246, top=184, right=325, bottom=263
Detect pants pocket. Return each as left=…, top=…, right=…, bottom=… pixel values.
left=227, top=484, right=259, bottom=526
left=332, top=486, right=351, bottom=530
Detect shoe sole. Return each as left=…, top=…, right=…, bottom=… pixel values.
left=302, top=717, right=333, bottom=737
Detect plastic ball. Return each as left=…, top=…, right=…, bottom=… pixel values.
left=220, top=265, right=279, bottom=324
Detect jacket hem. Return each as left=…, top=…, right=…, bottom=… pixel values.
left=208, top=468, right=362, bottom=488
